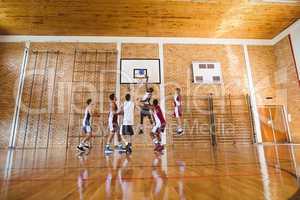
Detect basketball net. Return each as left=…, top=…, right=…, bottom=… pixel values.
left=127, top=77, right=147, bottom=92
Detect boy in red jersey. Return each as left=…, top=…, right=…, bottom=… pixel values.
left=173, top=88, right=184, bottom=135
left=151, top=99, right=166, bottom=152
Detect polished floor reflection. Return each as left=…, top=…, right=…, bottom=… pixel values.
left=1, top=144, right=300, bottom=199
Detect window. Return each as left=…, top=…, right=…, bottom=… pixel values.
left=199, top=64, right=206, bottom=69
left=207, top=64, right=215, bottom=69
left=195, top=76, right=203, bottom=83
left=212, top=76, right=221, bottom=83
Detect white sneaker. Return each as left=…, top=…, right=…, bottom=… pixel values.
left=176, top=128, right=184, bottom=136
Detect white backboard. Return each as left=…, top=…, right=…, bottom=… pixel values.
left=120, top=59, right=161, bottom=84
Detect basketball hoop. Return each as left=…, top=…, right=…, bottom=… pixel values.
left=135, top=77, right=147, bottom=85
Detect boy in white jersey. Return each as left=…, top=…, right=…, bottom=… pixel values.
left=77, top=99, right=94, bottom=152
left=173, top=88, right=184, bottom=135
left=119, top=93, right=135, bottom=153
left=105, top=93, right=126, bottom=154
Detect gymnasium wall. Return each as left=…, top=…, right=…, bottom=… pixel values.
left=274, top=36, right=300, bottom=142
left=163, top=44, right=249, bottom=102
left=0, top=43, right=24, bottom=148
left=248, top=46, right=278, bottom=105
left=120, top=43, right=160, bottom=146
left=248, top=37, right=300, bottom=142
left=15, top=42, right=117, bottom=148
left=1, top=39, right=300, bottom=147
left=164, top=44, right=249, bottom=96
left=163, top=44, right=251, bottom=144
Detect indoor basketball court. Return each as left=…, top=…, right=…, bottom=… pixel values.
left=0, top=1, right=300, bottom=199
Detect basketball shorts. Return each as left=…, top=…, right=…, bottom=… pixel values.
left=82, top=125, right=92, bottom=134
left=140, top=108, right=153, bottom=124
left=152, top=121, right=166, bottom=134
left=122, top=125, right=134, bottom=136
left=174, top=106, right=182, bottom=118
left=108, top=118, right=119, bottom=133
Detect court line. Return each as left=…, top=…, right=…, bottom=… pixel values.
left=0, top=171, right=282, bottom=183
left=0, top=160, right=294, bottom=171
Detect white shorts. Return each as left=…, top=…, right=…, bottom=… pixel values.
left=174, top=107, right=180, bottom=118
left=82, top=125, right=92, bottom=134
left=152, top=121, right=166, bottom=133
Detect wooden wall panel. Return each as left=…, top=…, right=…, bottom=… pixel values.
left=15, top=42, right=117, bottom=148
left=274, top=37, right=300, bottom=143
left=164, top=44, right=249, bottom=98
left=163, top=44, right=250, bottom=144
left=0, top=43, right=24, bottom=148
left=248, top=46, right=278, bottom=105
left=249, top=37, right=300, bottom=143
left=120, top=43, right=160, bottom=146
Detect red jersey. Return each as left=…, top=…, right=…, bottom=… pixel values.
left=153, top=105, right=166, bottom=125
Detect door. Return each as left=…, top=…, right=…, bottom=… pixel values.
left=258, top=105, right=289, bottom=143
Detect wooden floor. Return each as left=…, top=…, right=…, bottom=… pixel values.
left=1, top=144, right=300, bottom=200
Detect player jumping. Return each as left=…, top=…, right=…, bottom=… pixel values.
left=139, top=76, right=154, bottom=134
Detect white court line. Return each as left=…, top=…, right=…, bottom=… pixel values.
left=257, top=145, right=271, bottom=200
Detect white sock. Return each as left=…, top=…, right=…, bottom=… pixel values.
left=153, top=138, right=159, bottom=145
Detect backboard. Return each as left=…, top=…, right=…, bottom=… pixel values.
left=120, top=58, right=161, bottom=84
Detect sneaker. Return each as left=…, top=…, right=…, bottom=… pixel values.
left=125, top=143, right=132, bottom=154
left=104, top=146, right=114, bottom=154
left=176, top=128, right=184, bottom=136
left=115, top=144, right=124, bottom=151
left=77, top=146, right=85, bottom=152
left=154, top=143, right=164, bottom=152
left=83, top=144, right=90, bottom=149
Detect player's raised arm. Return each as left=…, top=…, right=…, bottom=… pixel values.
left=145, top=75, right=149, bottom=91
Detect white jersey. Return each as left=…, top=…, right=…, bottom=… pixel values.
left=82, top=107, right=91, bottom=126
left=141, top=92, right=152, bottom=105
left=123, top=101, right=134, bottom=125
left=174, top=94, right=181, bottom=107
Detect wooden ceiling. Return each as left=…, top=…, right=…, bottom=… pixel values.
left=0, top=0, right=299, bottom=39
